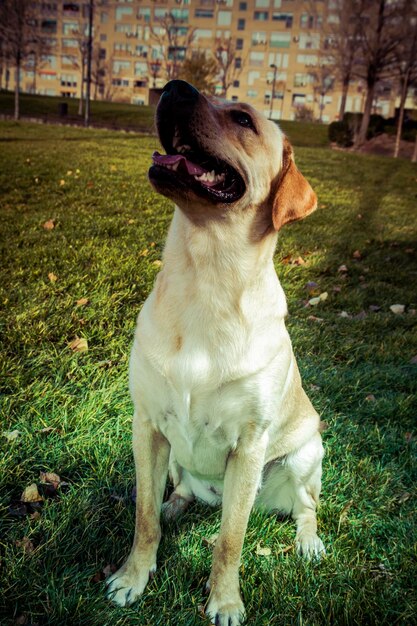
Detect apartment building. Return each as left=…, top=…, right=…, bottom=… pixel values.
left=16, top=0, right=397, bottom=121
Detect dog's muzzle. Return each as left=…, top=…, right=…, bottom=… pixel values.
left=148, top=81, right=246, bottom=204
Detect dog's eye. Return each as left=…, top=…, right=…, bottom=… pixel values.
left=230, top=110, right=256, bottom=132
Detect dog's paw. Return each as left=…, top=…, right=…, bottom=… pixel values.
left=161, top=493, right=190, bottom=521
left=206, top=591, right=246, bottom=626
left=296, top=533, right=326, bottom=560
left=106, top=562, right=155, bottom=607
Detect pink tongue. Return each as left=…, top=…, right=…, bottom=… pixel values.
left=152, top=151, right=207, bottom=176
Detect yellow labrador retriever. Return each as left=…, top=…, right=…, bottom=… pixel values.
left=107, top=80, right=325, bottom=625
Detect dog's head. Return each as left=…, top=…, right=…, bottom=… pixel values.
left=149, top=80, right=316, bottom=231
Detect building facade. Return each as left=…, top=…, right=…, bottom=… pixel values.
left=14, top=0, right=399, bottom=121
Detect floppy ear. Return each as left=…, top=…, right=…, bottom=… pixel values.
left=272, top=138, right=317, bottom=231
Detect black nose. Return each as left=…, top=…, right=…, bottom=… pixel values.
left=161, top=80, right=199, bottom=105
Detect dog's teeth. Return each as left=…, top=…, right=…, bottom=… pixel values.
left=178, top=144, right=191, bottom=154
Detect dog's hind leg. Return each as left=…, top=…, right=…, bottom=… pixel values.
left=257, top=432, right=325, bottom=559
left=162, top=456, right=194, bottom=521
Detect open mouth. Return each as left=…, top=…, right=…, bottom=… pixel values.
left=149, top=126, right=246, bottom=204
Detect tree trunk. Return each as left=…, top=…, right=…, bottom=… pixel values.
left=14, top=56, right=20, bottom=120
left=412, top=133, right=417, bottom=163
left=78, top=58, right=84, bottom=116
left=394, top=72, right=409, bottom=159
left=339, top=76, right=350, bottom=120
left=355, top=80, right=375, bottom=148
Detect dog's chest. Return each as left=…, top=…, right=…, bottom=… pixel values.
left=153, top=376, right=253, bottom=479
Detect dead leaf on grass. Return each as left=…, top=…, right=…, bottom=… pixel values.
left=21, top=484, right=43, bottom=503
left=68, top=337, right=88, bottom=353
left=48, top=272, right=58, bottom=283
left=76, top=297, right=89, bottom=307
left=337, top=501, right=353, bottom=533
left=365, top=394, right=376, bottom=402
left=42, top=219, right=55, bottom=230
left=91, top=563, right=117, bottom=583
left=353, top=250, right=362, bottom=259
left=16, top=537, right=35, bottom=555
left=40, top=471, right=61, bottom=489
left=256, top=543, right=272, bottom=557
left=338, top=264, right=348, bottom=273
left=2, top=429, right=21, bottom=442
left=390, top=304, right=405, bottom=314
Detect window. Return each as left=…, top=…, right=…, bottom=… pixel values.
left=171, top=8, right=189, bottom=21
left=231, top=95, right=239, bottom=102
left=195, top=8, right=214, bottom=17
left=248, top=70, right=260, bottom=85
left=100, top=11, right=108, bottom=23
left=62, top=21, right=78, bottom=35
left=114, top=42, right=132, bottom=53
left=62, top=55, right=76, bottom=66
left=112, top=78, right=129, bottom=87
left=247, top=90, right=258, bottom=98
left=294, top=73, right=313, bottom=87
left=270, top=32, right=291, bottom=47
left=217, top=11, right=232, bottom=26
left=168, top=46, right=186, bottom=61
left=268, top=52, right=289, bottom=68
left=239, top=2, right=247, bottom=9
left=233, top=80, right=240, bottom=87
left=135, top=45, right=148, bottom=57
left=100, top=34, right=107, bottom=41
left=249, top=51, right=264, bottom=66
left=252, top=31, right=267, bottom=45
left=41, top=19, right=57, bottom=33
left=234, top=57, right=242, bottom=68
left=60, top=73, right=77, bottom=87
left=299, top=33, right=320, bottom=49
left=236, top=38, right=244, bottom=50
left=116, top=6, right=132, bottom=20
left=138, top=8, right=151, bottom=22
left=154, top=8, right=168, bottom=20
left=115, top=23, right=134, bottom=34
left=134, top=61, right=147, bottom=76
left=272, top=12, right=293, bottom=27
left=62, top=38, right=78, bottom=47
left=297, top=54, right=317, bottom=66
left=99, top=48, right=106, bottom=59
left=254, top=11, right=268, bottom=20
left=237, top=18, right=245, bottom=30
left=195, top=28, right=213, bottom=40
left=300, top=13, right=308, bottom=27
left=113, top=60, right=131, bottom=73
left=255, top=0, right=269, bottom=6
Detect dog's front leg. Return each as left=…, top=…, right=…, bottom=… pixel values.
left=107, top=412, right=170, bottom=606
left=206, top=432, right=268, bottom=626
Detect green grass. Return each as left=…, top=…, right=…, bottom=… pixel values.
left=0, top=90, right=156, bottom=133
left=0, top=120, right=416, bottom=626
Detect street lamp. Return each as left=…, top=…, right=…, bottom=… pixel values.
left=269, top=63, right=277, bottom=120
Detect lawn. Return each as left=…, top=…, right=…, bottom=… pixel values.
left=0, top=120, right=416, bottom=626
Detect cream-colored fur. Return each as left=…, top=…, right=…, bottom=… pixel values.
left=107, top=83, right=325, bottom=626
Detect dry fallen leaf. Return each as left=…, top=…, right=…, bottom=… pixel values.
left=353, top=250, right=362, bottom=259
left=256, top=543, right=272, bottom=557
left=42, top=219, right=55, bottom=230
left=308, top=292, right=328, bottom=307
left=338, top=264, right=348, bottom=273
left=152, top=260, right=162, bottom=268
left=16, top=537, right=35, bottom=555
left=40, top=471, right=61, bottom=489
left=365, top=394, right=376, bottom=402
left=76, top=297, right=89, bottom=307
left=21, top=484, right=43, bottom=503
left=68, top=337, right=88, bottom=353
left=390, top=304, right=405, bottom=314
left=307, top=315, right=324, bottom=322
left=339, top=311, right=351, bottom=318
left=2, top=429, right=20, bottom=442
left=59, top=179, right=65, bottom=186
left=48, top=272, right=58, bottom=283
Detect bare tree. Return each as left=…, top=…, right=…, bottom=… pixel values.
left=150, top=12, right=195, bottom=81
left=311, top=61, right=335, bottom=122
left=353, top=0, right=406, bottom=148
left=392, top=1, right=417, bottom=157
left=0, top=0, right=47, bottom=119
left=215, top=37, right=245, bottom=99
left=179, top=50, right=218, bottom=94
left=311, top=0, right=364, bottom=119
